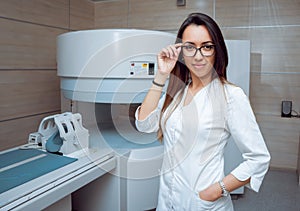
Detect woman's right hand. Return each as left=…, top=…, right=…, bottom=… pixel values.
left=157, top=43, right=182, bottom=76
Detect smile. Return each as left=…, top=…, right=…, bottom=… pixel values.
left=192, top=63, right=206, bottom=69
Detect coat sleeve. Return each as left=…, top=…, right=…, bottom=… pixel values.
left=135, top=94, right=166, bottom=133
left=226, top=86, right=271, bottom=192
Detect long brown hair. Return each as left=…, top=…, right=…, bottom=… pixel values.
left=157, top=13, right=229, bottom=141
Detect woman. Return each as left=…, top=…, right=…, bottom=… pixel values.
left=135, top=13, right=270, bottom=210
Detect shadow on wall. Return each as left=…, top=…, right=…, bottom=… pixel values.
left=249, top=52, right=280, bottom=116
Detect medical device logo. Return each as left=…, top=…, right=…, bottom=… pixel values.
left=71, top=30, right=227, bottom=181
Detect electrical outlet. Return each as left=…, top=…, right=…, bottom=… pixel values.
left=177, top=0, right=186, bottom=6
left=281, top=101, right=292, bottom=118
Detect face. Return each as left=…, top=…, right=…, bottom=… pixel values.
left=181, top=24, right=215, bottom=81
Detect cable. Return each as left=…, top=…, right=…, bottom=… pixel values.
left=291, top=110, right=300, bottom=118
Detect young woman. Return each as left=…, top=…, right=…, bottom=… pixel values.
left=135, top=13, right=270, bottom=210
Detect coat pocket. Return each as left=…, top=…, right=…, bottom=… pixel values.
left=192, top=191, right=216, bottom=210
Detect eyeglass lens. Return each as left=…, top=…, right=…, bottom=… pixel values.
left=182, top=45, right=215, bottom=57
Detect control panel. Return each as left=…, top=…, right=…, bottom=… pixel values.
left=130, top=61, right=155, bottom=76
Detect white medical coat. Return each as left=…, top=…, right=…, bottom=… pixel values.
left=135, top=78, right=270, bottom=211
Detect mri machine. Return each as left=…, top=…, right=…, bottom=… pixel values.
left=0, top=29, right=250, bottom=211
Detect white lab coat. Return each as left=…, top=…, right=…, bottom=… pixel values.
left=135, top=78, right=270, bottom=211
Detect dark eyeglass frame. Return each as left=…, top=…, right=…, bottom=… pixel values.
left=181, top=44, right=216, bottom=57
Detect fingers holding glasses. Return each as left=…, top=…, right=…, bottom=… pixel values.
left=157, top=43, right=182, bottom=75
left=157, top=44, right=182, bottom=70
left=159, top=43, right=182, bottom=60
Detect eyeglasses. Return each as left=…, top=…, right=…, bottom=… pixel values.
left=181, top=44, right=215, bottom=57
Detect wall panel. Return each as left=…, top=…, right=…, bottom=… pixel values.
left=222, top=27, right=300, bottom=73
left=215, top=0, right=300, bottom=27
left=0, top=112, right=59, bottom=151
left=70, top=0, right=95, bottom=30
left=257, top=115, right=299, bottom=169
left=0, top=71, right=61, bottom=121
left=0, top=18, right=67, bottom=69
left=94, top=0, right=128, bottom=28
left=128, top=0, right=214, bottom=30
left=250, top=72, right=300, bottom=116
left=0, top=0, right=69, bottom=28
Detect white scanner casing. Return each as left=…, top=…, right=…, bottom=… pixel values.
left=57, top=29, right=176, bottom=103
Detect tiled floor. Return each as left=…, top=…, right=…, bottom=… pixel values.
left=232, top=169, right=300, bottom=211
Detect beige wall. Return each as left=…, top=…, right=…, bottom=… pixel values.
left=0, top=0, right=299, bottom=170
left=215, top=0, right=300, bottom=170
left=93, top=0, right=300, bottom=170
left=0, top=0, right=93, bottom=150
